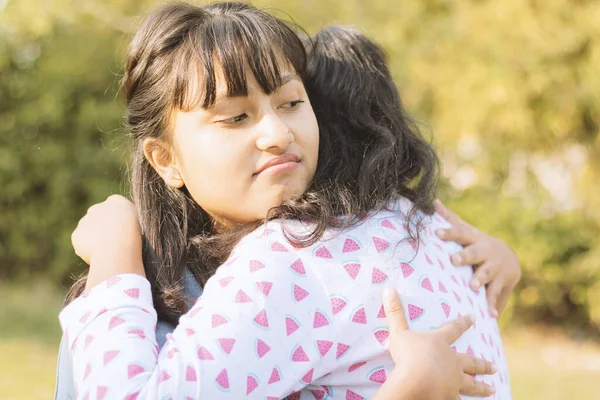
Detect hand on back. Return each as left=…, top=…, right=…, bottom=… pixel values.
left=71, top=195, right=145, bottom=291
left=434, top=200, right=521, bottom=317
left=382, top=288, right=496, bottom=400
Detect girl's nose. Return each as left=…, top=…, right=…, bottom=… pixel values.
left=256, top=112, right=294, bottom=152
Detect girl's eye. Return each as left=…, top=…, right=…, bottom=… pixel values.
left=219, top=114, right=247, bottom=125
left=279, top=100, right=305, bottom=110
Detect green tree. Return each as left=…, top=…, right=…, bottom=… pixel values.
left=1, top=0, right=598, bottom=334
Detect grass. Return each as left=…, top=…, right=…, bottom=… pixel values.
left=1, top=283, right=599, bottom=399
left=0, top=339, right=60, bottom=400
left=503, top=327, right=600, bottom=400
left=0, top=282, right=64, bottom=400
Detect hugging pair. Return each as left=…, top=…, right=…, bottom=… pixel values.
left=57, top=2, right=519, bottom=399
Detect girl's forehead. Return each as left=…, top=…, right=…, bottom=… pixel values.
left=175, top=38, right=304, bottom=112
left=209, top=59, right=300, bottom=105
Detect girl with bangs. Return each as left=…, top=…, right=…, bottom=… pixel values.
left=59, top=2, right=517, bottom=399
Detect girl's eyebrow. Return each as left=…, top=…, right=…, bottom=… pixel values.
left=209, top=74, right=301, bottom=109
left=272, top=74, right=301, bottom=95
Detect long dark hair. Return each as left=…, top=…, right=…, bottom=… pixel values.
left=67, top=4, right=439, bottom=326
left=276, top=25, right=439, bottom=244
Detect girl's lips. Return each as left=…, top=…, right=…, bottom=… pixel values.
left=261, top=160, right=299, bottom=175
left=255, top=153, right=300, bottom=175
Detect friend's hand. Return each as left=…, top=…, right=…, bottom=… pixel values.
left=71, top=195, right=145, bottom=291
left=434, top=199, right=521, bottom=317
left=382, top=288, right=496, bottom=400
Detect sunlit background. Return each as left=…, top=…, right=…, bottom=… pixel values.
left=1, top=0, right=599, bottom=399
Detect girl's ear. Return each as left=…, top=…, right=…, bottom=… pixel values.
left=143, top=138, right=184, bottom=189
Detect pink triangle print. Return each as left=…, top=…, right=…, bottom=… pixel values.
left=372, top=236, right=389, bottom=252
left=255, top=281, right=273, bottom=296
left=271, top=241, right=288, bottom=252
left=253, top=309, right=269, bottom=328
left=336, top=342, right=350, bottom=359
left=215, top=368, right=229, bottom=390
left=400, top=262, right=414, bottom=278
left=158, top=370, right=171, bottom=383
left=285, top=316, right=300, bottom=336
left=343, top=263, right=361, bottom=280
left=291, top=345, right=310, bottom=362
left=234, top=289, right=252, bottom=303
left=103, top=350, right=119, bottom=366
left=108, top=316, right=125, bottom=331
left=218, top=276, right=233, bottom=287
left=380, top=219, right=396, bottom=230
left=342, top=237, right=361, bottom=253
left=301, top=368, right=314, bottom=384
left=212, top=314, right=228, bottom=328
left=186, top=366, right=197, bottom=381
left=96, top=386, right=108, bottom=400
left=127, top=364, right=144, bottom=380
left=106, top=276, right=121, bottom=288
left=268, top=367, right=281, bottom=384
left=351, top=307, right=367, bottom=324
left=246, top=375, right=259, bottom=395
left=256, top=339, right=271, bottom=358
left=313, top=310, right=331, bottom=328
left=218, top=338, right=236, bottom=355
left=290, top=258, right=306, bottom=275
left=316, top=340, right=334, bottom=356
left=123, top=288, right=140, bottom=299
left=346, top=389, right=365, bottom=400
left=293, top=284, right=310, bottom=302
left=315, top=245, right=333, bottom=258
left=372, top=267, right=388, bottom=284
left=249, top=260, right=265, bottom=272
left=197, top=346, right=214, bottom=360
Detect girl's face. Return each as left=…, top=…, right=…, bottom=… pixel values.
left=149, top=65, right=319, bottom=227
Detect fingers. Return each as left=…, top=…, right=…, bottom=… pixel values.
left=494, top=286, right=513, bottom=317
left=436, top=314, right=475, bottom=344
left=71, top=216, right=90, bottom=264
left=87, top=195, right=130, bottom=214
left=448, top=242, right=489, bottom=267
left=459, top=374, right=495, bottom=397
left=382, top=287, right=409, bottom=334
left=486, top=278, right=504, bottom=318
left=458, top=353, right=497, bottom=376
left=436, top=223, right=480, bottom=247
left=433, top=199, right=463, bottom=225
left=470, top=260, right=498, bottom=290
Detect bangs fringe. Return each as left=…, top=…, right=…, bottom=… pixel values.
left=172, top=9, right=307, bottom=111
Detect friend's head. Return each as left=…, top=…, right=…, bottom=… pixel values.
left=302, top=25, right=439, bottom=221
left=117, top=7, right=439, bottom=322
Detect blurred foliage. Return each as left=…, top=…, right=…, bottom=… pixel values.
left=1, top=0, right=599, bottom=335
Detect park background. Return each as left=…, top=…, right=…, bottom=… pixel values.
left=1, top=0, right=599, bottom=398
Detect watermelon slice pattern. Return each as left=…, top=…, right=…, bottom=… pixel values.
left=343, top=262, right=361, bottom=280
left=315, top=340, right=334, bottom=357
left=330, top=296, right=348, bottom=315
left=342, top=236, right=361, bottom=253
left=373, top=328, right=390, bottom=346
left=372, top=267, right=388, bottom=284
left=367, top=367, right=387, bottom=383
left=60, top=211, right=510, bottom=400
left=419, top=276, right=434, bottom=292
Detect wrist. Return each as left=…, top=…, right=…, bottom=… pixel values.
left=86, top=242, right=145, bottom=291
left=372, top=366, right=428, bottom=400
